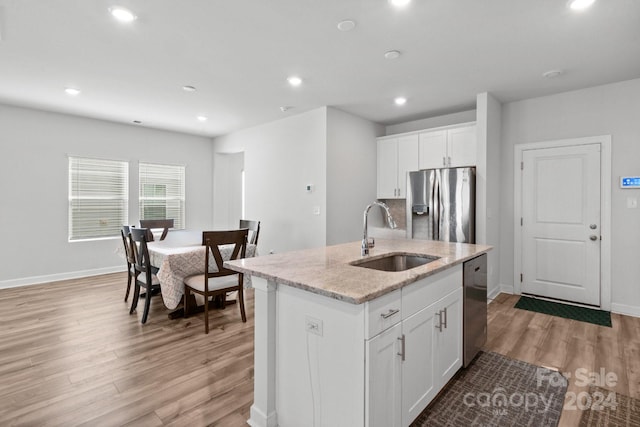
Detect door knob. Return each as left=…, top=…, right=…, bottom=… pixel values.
left=590, top=224, right=597, bottom=229
left=589, top=235, right=598, bottom=241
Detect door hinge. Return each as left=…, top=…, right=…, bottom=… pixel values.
left=520, top=273, right=523, bottom=283
left=521, top=161, right=524, bottom=170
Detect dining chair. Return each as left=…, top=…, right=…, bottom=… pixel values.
left=183, top=229, right=249, bottom=334
left=120, top=225, right=136, bottom=302
left=239, top=219, right=260, bottom=245
left=139, top=219, right=174, bottom=241
left=129, top=228, right=161, bottom=324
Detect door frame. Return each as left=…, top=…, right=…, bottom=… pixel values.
left=513, top=135, right=612, bottom=310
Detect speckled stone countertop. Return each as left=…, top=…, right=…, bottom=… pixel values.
left=224, top=239, right=491, bottom=305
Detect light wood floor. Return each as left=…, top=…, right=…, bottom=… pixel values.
left=486, top=293, right=640, bottom=427
left=0, top=272, right=255, bottom=426
left=1, top=275, right=639, bottom=426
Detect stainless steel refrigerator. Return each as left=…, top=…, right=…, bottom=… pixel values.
left=405, top=167, right=476, bottom=243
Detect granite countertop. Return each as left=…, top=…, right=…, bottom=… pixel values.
left=224, top=239, right=492, bottom=304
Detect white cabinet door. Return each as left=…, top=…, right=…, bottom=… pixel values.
left=377, top=138, right=399, bottom=199
left=448, top=125, right=476, bottom=168
left=401, top=305, right=437, bottom=427
left=396, top=134, right=419, bottom=198
left=366, top=322, right=403, bottom=427
left=435, top=288, right=463, bottom=387
left=418, top=130, right=447, bottom=170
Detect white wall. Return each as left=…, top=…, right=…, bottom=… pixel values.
left=326, top=108, right=384, bottom=245
left=476, top=93, right=502, bottom=299
left=212, top=108, right=328, bottom=254
left=500, top=78, right=640, bottom=315
left=385, top=110, right=476, bottom=135
left=0, top=104, right=213, bottom=287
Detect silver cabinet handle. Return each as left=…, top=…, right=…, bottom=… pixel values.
left=381, top=308, right=400, bottom=319
left=590, top=224, right=597, bottom=229
left=435, top=310, right=443, bottom=332
left=447, top=156, right=451, bottom=166
left=590, top=235, right=598, bottom=241
left=442, top=307, right=448, bottom=329
left=397, top=334, right=405, bottom=361
left=442, top=157, right=446, bottom=166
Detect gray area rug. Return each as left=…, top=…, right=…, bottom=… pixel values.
left=579, top=385, right=640, bottom=426
left=411, top=351, right=567, bottom=427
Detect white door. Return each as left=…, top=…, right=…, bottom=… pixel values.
left=435, top=288, right=462, bottom=386
left=366, top=322, right=402, bottom=427
left=521, top=144, right=601, bottom=306
left=397, top=134, right=419, bottom=198
left=377, top=138, right=399, bottom=199
left=447, top=125, right=476, bottom=168
left=418, top=130, right=447, bottom=169
left=401, top=305, right=437, bottom=427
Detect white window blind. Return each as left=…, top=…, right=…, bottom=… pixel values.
left=68, top=157, right=129, bottom=241
left=139, top=162, right=185, bottom=229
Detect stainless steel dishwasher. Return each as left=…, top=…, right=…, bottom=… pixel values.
left=463, top=254, right=487, bottom=367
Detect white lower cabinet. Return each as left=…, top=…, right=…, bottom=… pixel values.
left=366, top=323, right=403, bottom=427
left=366, top=283, right=462, bottom=427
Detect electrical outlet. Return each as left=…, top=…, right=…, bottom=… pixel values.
left=305, top=316, right=323, bottom=336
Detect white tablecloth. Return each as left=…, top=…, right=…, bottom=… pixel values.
left=137, top=230, right=256, bottom=310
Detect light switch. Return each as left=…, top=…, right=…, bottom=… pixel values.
left=627, top=197, right=638, bottom=209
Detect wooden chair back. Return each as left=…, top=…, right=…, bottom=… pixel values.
left=239, top=219, right=260, bottom=245
left=130, top=228, right=154, bottom=281
left=139, top=219, right=174, bottom=241
left=121, top=226, right=135, bottom=265
left=203, top=229, right=248, bottom=283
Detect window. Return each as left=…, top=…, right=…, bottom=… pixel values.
left=68, top=157, right=129, bottom=241
left=139, top=162, right=185, bottom=229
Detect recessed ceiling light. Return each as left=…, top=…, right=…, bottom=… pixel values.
left=287, top=76, right=303, bottom=87
left=109, top=6, right=137, bottom=23
left=337, top=20, right=356, bottom=32
left=64, top=87, right=81, bottom=96
left=542, top=69, right=564, bottom=79
left=568, top=0, right=596, bottom=11
left=384, top=50, right=401, bottom=60
left=182, top=85, right=197, bottom=92
left=389, top=0, right=411, bottom=7
left=394, top=97, right=407, bottom=106
left=196, top=115, right=208, bottom=122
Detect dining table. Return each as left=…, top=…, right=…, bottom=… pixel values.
left=144, top=230, right=257, bottom=312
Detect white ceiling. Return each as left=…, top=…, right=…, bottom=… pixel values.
left=0, top=0, right=639, bottom=137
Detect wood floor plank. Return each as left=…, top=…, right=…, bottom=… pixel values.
left=2, top=273, right=639, bottom=426
left=0, top=272, right=255, bottom=426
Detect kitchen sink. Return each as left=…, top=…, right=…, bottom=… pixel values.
left=350, top=253, right=440, bottom=272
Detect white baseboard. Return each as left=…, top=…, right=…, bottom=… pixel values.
left=488, top=283, right=514, bottom=301
left=611, top=303, right=640, bottom=318
left=0, top=266, right=125, bottom=289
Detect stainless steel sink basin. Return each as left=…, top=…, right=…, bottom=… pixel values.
left=350, top=253, right=440, bottom=272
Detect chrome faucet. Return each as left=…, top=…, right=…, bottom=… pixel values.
left=362, top=201, right=397, bottom=256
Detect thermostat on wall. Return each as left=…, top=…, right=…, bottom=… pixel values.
left=620, top=176, right=640, bottom=188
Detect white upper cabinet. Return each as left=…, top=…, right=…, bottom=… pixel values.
left=378, top=123, right=476, bottom=199
left=377, top=134, right=419, bottom=199
left=418, top=130, right=448, bottom=170
left=418, top=124, right=476, bottom=169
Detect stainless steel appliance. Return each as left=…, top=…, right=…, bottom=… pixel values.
left=463, top=254, right=487, bottom=367
left=406, top=167, right=475, bottom=243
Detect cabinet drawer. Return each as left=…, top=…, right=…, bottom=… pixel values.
left=364, top=289, right=402, bottom=339
left=402, top=266, right=462, bottom=320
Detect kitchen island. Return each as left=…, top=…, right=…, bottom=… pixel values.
left=225, top=239, right=491, bottom=427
